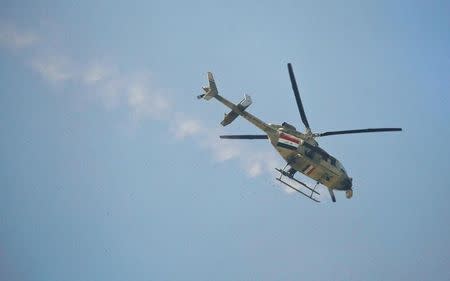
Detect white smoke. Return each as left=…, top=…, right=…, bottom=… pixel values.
left=2, top=23, right=292, bottom=191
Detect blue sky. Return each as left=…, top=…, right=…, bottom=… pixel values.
left=1, top=1, right=449, bottom=280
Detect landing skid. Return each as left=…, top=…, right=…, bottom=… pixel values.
left=275, top=167, right=320, bottom=203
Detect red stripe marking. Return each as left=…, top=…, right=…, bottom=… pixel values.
left=279, top=133, right=300, bottom=144
left=306, top=167, right=315, bottom=175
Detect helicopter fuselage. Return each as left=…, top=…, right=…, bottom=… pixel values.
left=266, top=123, right=353, bottom=192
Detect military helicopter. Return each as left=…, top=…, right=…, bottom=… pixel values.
left=197, top=63, right=401, bottom=202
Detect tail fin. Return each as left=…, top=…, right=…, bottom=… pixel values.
left=197, top=72, right=218, bottom=100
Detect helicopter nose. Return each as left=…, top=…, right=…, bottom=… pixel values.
left=342, top=177, right=352, bottom=190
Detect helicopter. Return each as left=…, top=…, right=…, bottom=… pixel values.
left=197, top=63, right=402, bottom=202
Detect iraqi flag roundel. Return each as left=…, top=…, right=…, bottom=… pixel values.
left=277, top=133, right=300, bottom=150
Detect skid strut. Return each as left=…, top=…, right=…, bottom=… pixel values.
left=275, top=164, right=320, bottom=202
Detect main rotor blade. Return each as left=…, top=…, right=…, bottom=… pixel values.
left=315, top=128, right=402, bottom=137
left=220, top=135, right=268, bottom=139
left=288, top=63, right=310, bottom=130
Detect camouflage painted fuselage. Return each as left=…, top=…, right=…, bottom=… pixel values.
left=266, top=124, right=352, bottom=191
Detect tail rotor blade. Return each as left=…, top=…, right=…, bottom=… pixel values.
left=220, top=135, right=268, bottom=139
left=288, top=63, right=310, bottom=130
left=315, top=128, right=402, bottom=137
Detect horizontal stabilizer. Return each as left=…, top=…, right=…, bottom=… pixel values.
left=221, top=94, right=252, bottom=126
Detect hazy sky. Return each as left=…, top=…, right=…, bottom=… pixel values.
left=1, top=1, right=449, bottom=280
